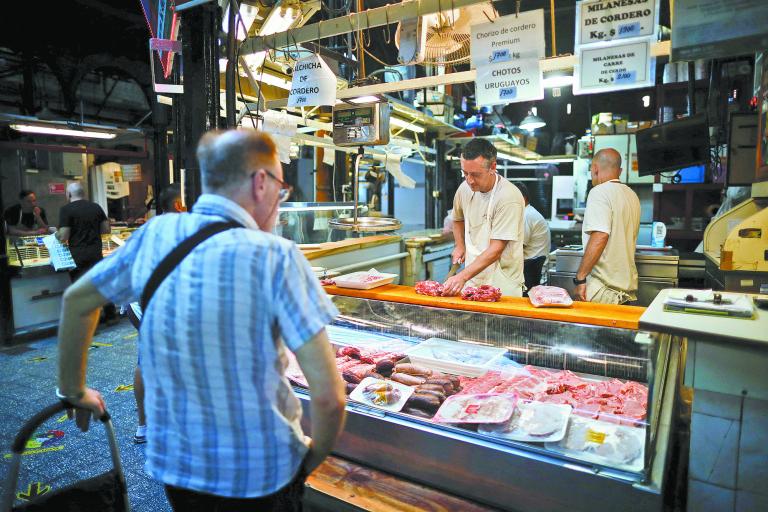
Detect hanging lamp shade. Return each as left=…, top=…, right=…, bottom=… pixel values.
left=520, top=112, right=546, bottom=131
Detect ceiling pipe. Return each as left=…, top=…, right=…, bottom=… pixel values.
left=0, top=141, right=149, bottom=159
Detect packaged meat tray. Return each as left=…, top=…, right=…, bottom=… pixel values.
left=527, top=285, right=573, bottom=308
left=479, top=401, right=572, bottom=443
left=406, top=338, right=507, bottom=377
left=434, top=393, right=517, bottom=424
left=545, top=416, right=646, bottom=473
left=349, top=377, right=415, bottom=412
left=334, top=270, right=397, bottom=290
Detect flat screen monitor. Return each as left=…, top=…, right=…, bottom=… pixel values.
left=636, top=114, right=710, bottom=176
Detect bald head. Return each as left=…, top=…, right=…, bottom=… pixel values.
left=67, top=182, right=85, bottom=201
left=590, top=148, right=622, bottom=185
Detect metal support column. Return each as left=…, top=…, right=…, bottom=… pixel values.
left=152, top=98, right=171, bottom=205
left=225, top=0, right=237, bottom=128
left=180, top=2, right=221, bottom=204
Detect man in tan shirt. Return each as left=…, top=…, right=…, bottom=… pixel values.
left=443, top=139, right=525, bottom=297
left=574, top=148, right=641, bottom=304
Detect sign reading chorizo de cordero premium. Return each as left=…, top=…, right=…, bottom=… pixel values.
left=470, top=9, right=545, bottom=107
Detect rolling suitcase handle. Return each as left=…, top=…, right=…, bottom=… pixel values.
left=2, top=402, right=128, bottom=512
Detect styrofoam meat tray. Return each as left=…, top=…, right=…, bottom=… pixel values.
left=334, top=271, right=398, bottom=290
left=349, top=377, right=415, bottom=412
left=433, top=393, right=517, bottom=424
left=545, top=416, right=646, bottom=473
left=479, top=401, right=572, bottom=443
left=406, top=338, right=507, bottom=377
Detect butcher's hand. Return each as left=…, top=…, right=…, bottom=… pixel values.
left=33, top=206, right=43, bottom=218
left=65, top=388, right=106, bottom=433
left=442, top=274, right=467, bottom=296
left=574, top=283, right=587, bottom=302
left=451, top=246, right=465, bottom=265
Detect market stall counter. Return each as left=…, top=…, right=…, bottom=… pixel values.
left=289, top=284, right=681, bottom=511
left=300, top=234, right=406, bottom=280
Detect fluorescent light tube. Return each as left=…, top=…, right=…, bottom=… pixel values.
left=10, top=124, right=116, bottom=139
left=542, top=74, right=574, bottom=88
left=348, top=95, right=382, bottom=104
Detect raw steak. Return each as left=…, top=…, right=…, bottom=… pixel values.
left=415, top=280, right=444, bottom=297
left=461, top=285, right=502, bottom=302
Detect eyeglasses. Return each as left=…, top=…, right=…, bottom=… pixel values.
left=253, top=169, right=292, bottom=202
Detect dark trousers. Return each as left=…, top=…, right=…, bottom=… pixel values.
left=523, top=256, right=547, bottom=295
left=69, top=259, right=117, bottom=321
left=164, top=466, right=307, bottom=512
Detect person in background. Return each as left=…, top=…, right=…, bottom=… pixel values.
left=441, top=208, right=455, bottom=239
left=56, top=182, right=117, bottom=324
left=574, top=148, right=640, bottom=304
left=157, top=183, right=185, bottom=214
left=132, top=183, right=184, bottom=444
left=513, top=182, right=551, bottom=293
left=443, top=138, right=525, bottom=297
left=57, top=129, right=346, bottom=511
left=3, top=189, right=49, bottom=236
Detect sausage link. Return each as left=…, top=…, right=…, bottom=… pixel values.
left=390, top=373, right=426, bottom=386
left=394, top=363, right=433, bottom=377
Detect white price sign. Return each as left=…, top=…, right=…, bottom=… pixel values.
left=287, top=55, right=337, bottom=107
left=574, top=40, right=654, bottom=94
left=576, top=0, right=659, bottom=46
left=471, top=10, right=545, bottom=107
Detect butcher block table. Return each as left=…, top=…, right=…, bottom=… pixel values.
left=305, top=456, right=499, bottom=512
left=324, top=284, right=645, bottom=330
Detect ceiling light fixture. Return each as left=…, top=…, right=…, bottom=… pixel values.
left=222, top=2, right=260, bottom=41
left=10, top=124, right=116, bottom=139
left=348, top=95, right=384, bottom=104
left=542, top=73, right=574, bottom=89
left=519, top=111, right=546, bottom=132
left=239, top=1, right=301, bottom=79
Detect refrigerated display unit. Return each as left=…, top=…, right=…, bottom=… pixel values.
left=293, top=288, right=683, bottom=512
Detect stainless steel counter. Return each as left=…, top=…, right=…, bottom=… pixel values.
left=548, top=246, right=679, bottom=306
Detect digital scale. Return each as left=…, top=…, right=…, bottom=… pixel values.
left=332, top=101, right=390, bottom=147
left=329, top=100, right=400, bottom=232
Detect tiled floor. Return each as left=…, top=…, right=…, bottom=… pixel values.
left=0, top=320, right=170, bottom=511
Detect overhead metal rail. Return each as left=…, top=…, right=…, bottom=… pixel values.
left=241, top=0, right=491, bottom=54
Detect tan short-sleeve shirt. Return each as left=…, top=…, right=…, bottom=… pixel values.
left=582, top=180, right=641, bottom=293
left=453, top=178, right=525, bottom=286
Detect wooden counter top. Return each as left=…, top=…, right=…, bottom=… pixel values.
left=300, top=235, right=401, bottom=261
left=324, top=284, right=645, bottom=330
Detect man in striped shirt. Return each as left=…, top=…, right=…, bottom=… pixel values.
left=57, top=129, right=346, bottom=511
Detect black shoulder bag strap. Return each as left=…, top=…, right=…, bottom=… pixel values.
left=139, top=221, right=241, bottom=316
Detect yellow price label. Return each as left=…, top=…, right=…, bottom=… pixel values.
left=586, top=428, right=606, bottom=444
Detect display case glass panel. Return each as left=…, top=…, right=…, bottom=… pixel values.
left=293, top=296, right=671, bottom=481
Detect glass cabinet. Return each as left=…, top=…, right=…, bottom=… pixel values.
left=292, top=296, right=681, bottom=512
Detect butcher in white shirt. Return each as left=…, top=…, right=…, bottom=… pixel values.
left=574, top=148, right=641, bottom=304
left=513, top=182, right=551, bottom=292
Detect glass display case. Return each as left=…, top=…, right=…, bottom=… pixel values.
left=292, top=296, right=681, bottom=512
left=275, top=202, right=363, bottom=244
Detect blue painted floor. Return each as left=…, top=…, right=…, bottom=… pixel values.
left=0, top=319, right=170, bottom=511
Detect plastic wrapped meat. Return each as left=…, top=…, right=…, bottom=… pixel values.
left=415, top=280, right=444, bottom=297
left=320, top=278, right=336, bottom=286
left=434, top=393, right=517, bottom=424
left=362, top=381, right=401, bottom=406
left=461, top=285, right=502, bottom=302
left=527, top=285, right=574, bottom=308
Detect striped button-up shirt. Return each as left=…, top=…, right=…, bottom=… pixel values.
left=89, top=194, right=338, bottom=497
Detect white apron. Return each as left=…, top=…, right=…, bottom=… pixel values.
left=464, top=175, right=523, bottom=297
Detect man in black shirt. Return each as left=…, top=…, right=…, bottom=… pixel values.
left=56, top=182, right=117, bottom=322
left=3, top=190, right=49, bottom=236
